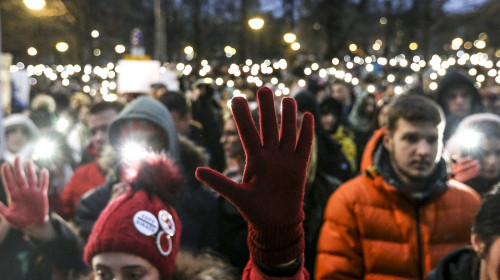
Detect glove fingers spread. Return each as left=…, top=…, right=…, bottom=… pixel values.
left=257, top=88, right=279, bottom=149
left=280, top=98, right=297, bottom=153
left=39, top=169, right=49, bottom=195
left=13, top=158, right=27, bottom=189
left=296, top=112, right=314, bottom=157
left=195, top=167, right=242, bottom=202
left=26, top=160, right=38, bottom=190
left=231, top=97, right=261, bottom=154
left=1, top=164, right=16, bottom=196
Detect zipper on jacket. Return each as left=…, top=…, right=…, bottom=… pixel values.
left=415, top=206, right=424, bottom=280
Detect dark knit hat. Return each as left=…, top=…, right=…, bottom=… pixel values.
left=84, top=155, right=183, bottom=276
left=319, top=97, right=343, bottom=120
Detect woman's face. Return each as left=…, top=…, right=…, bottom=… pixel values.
left=220, top=118, right=243, bottom=159
left=92, top=252, right=160, bottom=280
left=6, top=127, right=29, bottom=153
left=479, top=139, right=500, bottom=180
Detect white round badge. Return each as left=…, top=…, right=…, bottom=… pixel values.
left=158, top=209, right=176, bottom=236
left=133, top=210, right=159, bottom=236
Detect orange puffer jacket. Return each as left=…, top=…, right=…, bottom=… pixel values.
left=315, top=127, right=481, bottom=280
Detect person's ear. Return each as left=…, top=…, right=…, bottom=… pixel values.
left=383, top=130, right=393, bottom=152
left=471, top=234, right=485, bottom=257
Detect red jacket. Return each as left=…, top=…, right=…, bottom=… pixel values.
left=54, top=161, right=106, bottom=220
left=315, top=127, right=481, bottom=279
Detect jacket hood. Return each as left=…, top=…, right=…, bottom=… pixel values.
left=361, top=127, right=449, bottom=202
left=436, top=70, right=483, bottom=116
left=4, top=114, right=39, bottom=140
left=108, top=96, right=179, bottom=162
left=427, top=247, right=478, bottom=280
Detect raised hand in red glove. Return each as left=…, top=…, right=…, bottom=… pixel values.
left=196, top=87, right=314, bottom=265
left=450, top=156, right=480, bottom=183
left=0, top=157, right=49, bottom=229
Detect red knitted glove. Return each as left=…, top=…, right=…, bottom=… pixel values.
left=0, top=158, right=49, bottom=229
left=196, top=87, right=314, bottom=265
left=450, top=156, right=480, bottom=183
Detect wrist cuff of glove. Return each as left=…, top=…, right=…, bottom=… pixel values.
left=248, top=221, right=304, bottom=266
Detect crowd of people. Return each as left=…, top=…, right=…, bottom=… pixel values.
left=0, top=65, right=499, bottom=280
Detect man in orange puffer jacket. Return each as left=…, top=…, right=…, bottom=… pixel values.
left=315, top=95, right=481, bottom=280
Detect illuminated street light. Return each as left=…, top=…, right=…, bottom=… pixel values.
left=184, top=45, right=194, bottom=55
left=248, top=17, right=264, bottom=30
left=24, top=0, right=46, bottom=10
left=409, top=42, right=418, bottom=51
left=27, top=47, right=38, bottom=56
left=283, top=33, right=297, bottom=43
left=349, top=43, right=358, bottom=52
left=115, top=44, right=126, bottom=54
left=91, top=30, right=100, bottom=38
left=55, top=42, right=69, bottom=52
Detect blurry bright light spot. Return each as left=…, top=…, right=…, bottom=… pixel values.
left=283, top=33, right=296, bottom=43
left=367, top=85, right=376, bottom=93
left=346, top=62, right=354, bottom=69
left=83, top=85, right=90, bottom=93
left=400, top=59, right=408, bottom=67
left=275, top=89, right=282, bottom=97
left=311, top=63, right=319, bottom=71
left=429, top=82, right=438, bottom=91
left=349, top=43, right=358, bottom=52
left=451, top=37, right=463, bottom=50
left=351, top=78, right=359, bottom=86
left=464, top=41, right=473, bottom=49
left=469, top=68, right=477, bottom=76
left=458, top=129, right=482, bottom=151
left=377, top=57, right=388, bottom=65
left=409, top=42, right=418, bottom=51
left=319, top=69, right=327, bottom=78
left=201, top=60, right=208, bottom=67
left=283, top=88, right=290, bottom=95
left=438, top=68, right=447, bottom=76
left=227, top=80, right=234, bottom=87
left=27, top=47, right=38, bottom=56
left=32, top=139, right=56, bottom=162
left=488, top=69, right=497, bottom=77
left=366, top=64, right=374, bottom=72
left=93, top=49, right=101, bottom=56
left=109, top=82, right=117, bottom=90
left=184, top=46, right=194, bottom=55
left=82, top=74, right=90, bottom=82
left=115, top=44, right=126, bottom=54
left=121, top=142, right=148, bottom=163
left=91, top=30, right=100, bottom=38
left=291, top=42, right=301, bottom=51
left=331, top=58, right=340, bottom=65
left=405, top=76, right=414, bottom=84
left=411, top=63, right=420, bottom=72
left=298, top=79, right=306, bottom=87
left=474, top=40, right=486, bottom=49
left=215, top=78, right=223, bottom=86
left=394, top=86, right=404, bottom=95
left=24, top=0, right=46, bottom=10
left=56, top=117, right=70, bottom=132
left=56, top=42, right=69, bottom=52
left=248, top=17, right=264, bottom=30
left=176, top=63, right=185, bottom=71
left=246, top=59, right=253, bottom=66
left=62, top=78, right=70, bottom=86
left=380, top=17, right=387, bottom=24
left=476, top=74, right=485, bottom=82
left=430, top=72, right=438, bottom=80
left=271, top=77, right=278, bottom=85
left=102, top=93, right=118, bottom=102
left=387, top=74, right=396, bottom=83
left=344, top=73, right=352, bottom=83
